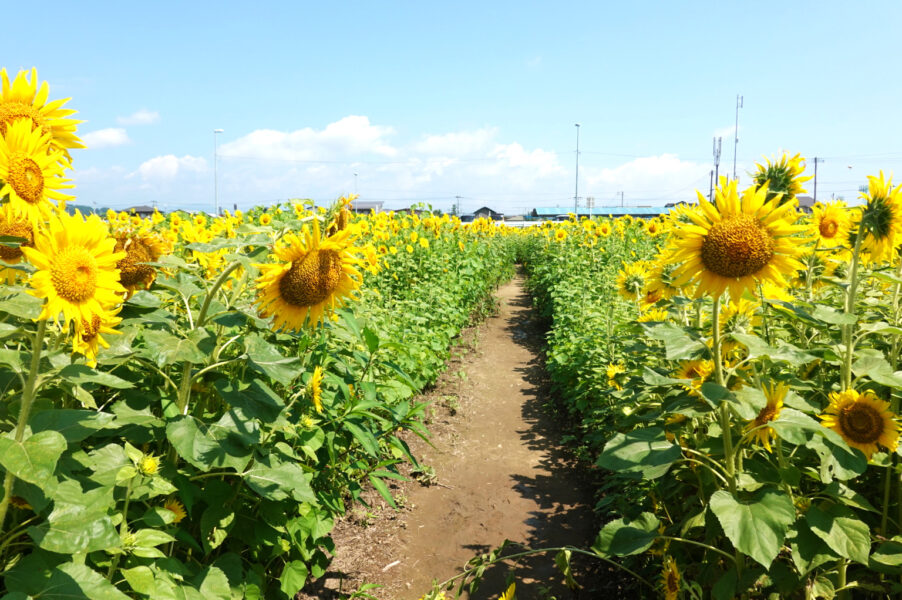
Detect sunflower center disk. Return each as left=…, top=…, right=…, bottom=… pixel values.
left=117, top=240, right=156, bottom=288
left=0, top=221, right=33, bottom=261
left=819, top=219, right=839, bottom=239
left=700, top=215, right=775, bottom=279
left=279, top=249, right=343, bottom=307
left=7, top=153, right=44, bottom=204
left=81, top=314, right=102, bottom=341
left=51, top=246, right=99, bottom=303
left=840, top=403, right=883, bottom=444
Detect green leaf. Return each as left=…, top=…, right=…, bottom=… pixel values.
left=731, top=333, right=816, bottom=364
left=870, top=537, right=902, bottom=573
left=58, top=364, right=134, bottom=389
left=245, top=333, right=302, bottom=386
left=769, top=408, right=824, bottom=445
left=791, top=519, right=839, bottom=576
left=279, top=561, right=308, bottom=598
left=244, top=458, right=316, bottom=503
left=709, top=487, right=795, bottom=568
left=166, top=412, right=257, bottom=471
left=141, top=330, right=205, bottom=366
left=554, top=549, right=579, bottom=589
left=368, top=473, right=397, bottom=508
left=344, top=420, right=380, bottom=458
left=200, top=505, right=235, bottom=554
left=594, top=512, right=660, bottom=556
left=214, top=378, right=285, bottom=423
left=362, top=326, right=380, bottom=353
left=806, top=501, right=871, bottom=564
left=808, top=435, right=867, bottom=482
left=28, top=489, right=120, bottom=554
left=121, top=566, right=156, bottom=596
left=0, top=289, right=42, bottom=319
left=29, top=409, right=115, bottom=443
left=194, top=566, right=231, bottom=600
left=645, top=322, right=706, bottom=360
left=0, top=430, right=67, bottom=487
left=596, top=427, right=681, bottom=479
left=852, top=349, right=902, bottom=387
left=812, top=305, right=858, bottom=326
left=132, top=528, right=177, bottom=547
left=40, top=562, right=132, bottom=599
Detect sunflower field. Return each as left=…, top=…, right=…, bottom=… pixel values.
left=520, top=157, right=902, bottom=598
left=0, top=68, right=517, bottom=599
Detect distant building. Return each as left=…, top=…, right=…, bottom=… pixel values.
left=127, top=205, right=156, bottom=217
left=530, top=206, right=668, bottom=220
left=350, top=200, right=384, bottom=214
left=473, top=206, right=504, bottom=221
left=796, top=196, right=815, bottom=213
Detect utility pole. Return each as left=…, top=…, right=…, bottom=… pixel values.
left=813, top=157, right=825, bottom=203
left=619, top=191, right=624, bottom=207
left=732, top=95, right=743, bottom=180
left=213, top=129, right=223, bottom=215
left=455, top=195, right=462, bottom=216
left=709, top=170, right=714, bottom=202
left=713, top=136, right=722, bottom=186
left=574, top=123, right=581, bottom=215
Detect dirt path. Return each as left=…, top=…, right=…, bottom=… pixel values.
left=302, top=276, right=603, bottom=600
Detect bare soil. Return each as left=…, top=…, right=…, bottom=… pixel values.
left=299, top=276, right=620, bottom=600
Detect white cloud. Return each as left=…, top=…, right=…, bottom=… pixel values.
left=117, top=109, right=160, bottom=125
left=583, top=154, right=709, bottom=203
left=413, top=128, right=497, bottom=156
left=220, top=115, right=397, bottom=161
left=135, top=155, right=207, bottom=181
left=81, top=128, right=130, bottom=149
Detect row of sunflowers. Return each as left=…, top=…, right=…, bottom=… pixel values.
left=0, top=68, right=518, bottom=598
left=520, top=155, right=902, bottom=599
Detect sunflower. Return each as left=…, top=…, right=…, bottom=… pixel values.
left=753, top=152, right=812, bottom=204
left=821, top=389, right=899, bottom=460
left=22, top=211, right=126, bottom=328
left=308, top=366, right=324, bottom=413
left=500, top=582, right=516, bottom=600
left=254, top=217, right=362, bottom=330
left=259, top=213, right=272, bottom=226
left=661, top=556, right=680, bottom=600
left=137, top=453, right=160, bottom=476
left=810, top=200, right=852, bottom=246
left=638, top=307, right=669, bottom=323
left=669, top=178, right=806, bottom=300
left=720, top=298, right=760, bottom=336
left=0, top=203, right=36, bottom=284
left=759, top=280, right=795, bottom=304
left=744, top=382, right=787, bottom=452
left=616, top=261, right=650, bottom=301
left=554, top=228, right=567, bottom=242
left=645, top=219, right=664, bottom=237
left=858, top=171, right=902, bottom=264
left=0, top=68, right=84, bottom=160
left=72, top=308, right=122, bottom=367
left=606, top=362, right=626, bottom=390
left=163, top=498, right=187, bottom=524
left=675, top=359, right=714, bottom=396
left=597, top=222, right=612, bottom=237
left=0, top=118, right=74, bottom=225
left=114, top=231, right=167, bottom=294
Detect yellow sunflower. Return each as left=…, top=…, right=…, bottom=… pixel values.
left=752, top=152, right=812, bottom=204
left=597, top=222, right=612, bottom=237
left=810, top=200, right=852, bottom=246
left=675, top=359, right=714, bottom=397
left=720, top=298, right=760, bottom=336
left=22, top=211, right=126, bottom=328
left=0, top=202, right=36, bottom=284
left=0, top=118, right=74, bottom=225
left=0, top=68, right=84, bottom=160
left=72, top=308, right=122, bottom=367
left=500, top=582, right=516, bottom=600
left=661, top=556, right=680, bottom=600
left=744, top=382, right=787, bottom=452
left=554, top=228, right=567, bottom=242
left=821, top=389, right=899, bottom=460
left=606, top=362, right=626, bottom=390
left=308, top=366, right=324, bottom=413
left=858, top=171, right=902, bottom=264
left=638, top=307, right=669, bottom=323
left=114, top=231, right=168, bottom=294
left=616, top=261, right=650, bottom=301
left=163, top=497, right=187, bottom=524
left=669, top=178, right=806, bottom=300
left=254, top=218, right=362, bottom=330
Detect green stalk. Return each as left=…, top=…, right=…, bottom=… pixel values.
left=107, top=477, right=134, bottom=581
left=711, top=296, right=736, bottom=496
left=0, top=319, right=47, bottom=535
left=841, top=228, right=864, bottom=391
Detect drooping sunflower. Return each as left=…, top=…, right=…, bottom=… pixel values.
left=616, top=261, right=650, bottom=301
left=675, top=359, right=714, bottom=397
left=661, top=556, right=680, bottom=600
left=858, top=171, right=902, bottom=264
left=669, top=178, right=806, bottom=300
left=113, top=231, right=168, bottom=294
left=753, top=152, right=812, bottom=204
left=0, top=118, right=74, bottom=225
left=22, top=211, right=126, bottom=328
left=72, top=308, right=122, bottom=367
left=637, top=307, right=669, bottom=323
left=745, top=382, right=787, bottom=452
left=606, top=362, right=626, bottom=390
left=821, top=389, right=899, bottom=460
left=0, top=202, right=36, bottom=284
left=163, top=497, right=187, bottom=524
left=0, top=68, right=84, bottom=160
left=810, top=200, right=852, bottom=246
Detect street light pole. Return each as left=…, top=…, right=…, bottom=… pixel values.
left=213, top=129, right=223, bottom=215
left=732, top=95, right=743, bottom=180
left=574, top=123, right=580, bottom=215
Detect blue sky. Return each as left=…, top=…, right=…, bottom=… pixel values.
left=6, top=1, right=902, bottom=214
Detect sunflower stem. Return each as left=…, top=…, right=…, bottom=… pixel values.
left=712, top=296, right=737, bottom=496
left=0, top=318, right=47, bottom=536
left=841, top=228, right=864, bottom=391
